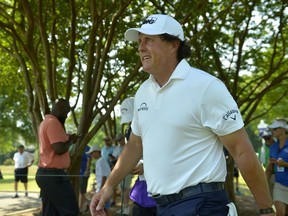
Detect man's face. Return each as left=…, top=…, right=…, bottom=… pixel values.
left=54, top=99, right=71, bottom=125
left=263, top=136, right=273, bottom=146
left=271, top=127, right=285, bottom=138
left=91, top=151, right=100, bottom=159
left=138, top=34, right=175, bottom=74
left=116, top=138, right=125, bottom=145
left=18, top=147, right=24, bottom=153
left=104, top=138, right=112, bottom=147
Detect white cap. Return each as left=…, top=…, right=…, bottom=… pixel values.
left=86, top=145, right=101, bottom=154
left=125, top=14, right=184, bottom=42
left=120, top=97, right=134, bottom=124
left=261, top=130, right=272, bottom=137
left=268, top=120, right=288, bottom=129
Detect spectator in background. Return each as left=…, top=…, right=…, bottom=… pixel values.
left=87, top=145, right=111, bottom=216
left=101, top=136, right=116, bottom=207
left=101, top=137, right=114, bottom=168
left=266, top=119, right=288, bottom=216
left=79, top=145, right=92, bottom=213
left=120, top=97, right=157, bottom=216
left=111, top=134, right=126, bottom=164
left=258, top=130, right=275, bottom=197
left=36, top=98, right=79, bottom=216
left=12, top=144, right=34, bottom=198
left=233, top=163, right=240, bottom=195
left=114, top=133, right=132, bottom=215
left=258, top=130, right=275, bottom=168
left=0, top=169, right=3, bottom=180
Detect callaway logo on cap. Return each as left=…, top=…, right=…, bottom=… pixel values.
left=124, top=14, right=184, bottom=42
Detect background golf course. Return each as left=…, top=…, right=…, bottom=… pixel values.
left=0, top=165, right=96, bottom=193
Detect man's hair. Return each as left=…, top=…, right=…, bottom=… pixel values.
left=52, top=98, right=70, bottom=114
left=160, top=33, right=191, bottom=62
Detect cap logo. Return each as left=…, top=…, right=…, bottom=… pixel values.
left=142, top=17, right=158, bottom=25
left=121, top=108, right=128, bottom=114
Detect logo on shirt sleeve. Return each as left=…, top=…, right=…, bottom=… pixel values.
left=223, top=108, right=239, bottom=121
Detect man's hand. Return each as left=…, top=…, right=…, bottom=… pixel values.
left=89, top=186, right=113, bottom=216
left=132, top=162, right=144, bottom=175
left=269, top=158, right=287, bottom=167
left=276, top=158, right=287, bottom=167
left=68, top=133, right=78, bottom=143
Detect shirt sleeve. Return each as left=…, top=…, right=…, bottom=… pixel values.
left=46, top=118, right=68, bottom=144
left=131, top=94, right=141, bottom=137
left=201, top=79, right=244, bottom=136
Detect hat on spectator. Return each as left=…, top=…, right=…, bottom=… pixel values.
left=125, top=14, right=184, bottom=42
left=86, top=145, right=101, bottom=154
left=261, top=130, right=272, bottom=138
left=120, top=97, right=134, bottom=124
left=268, top=119, right=288, bottom=130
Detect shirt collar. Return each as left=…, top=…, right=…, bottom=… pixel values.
left=148, top=59, right=191, bottom=88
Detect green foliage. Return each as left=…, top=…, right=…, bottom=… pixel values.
left=0, top=0, right=286, bottom=146
left=0, top=0, right=286, bottom=201
left=3, top=158, right=13, bottom=166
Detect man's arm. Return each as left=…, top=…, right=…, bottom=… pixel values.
left=52, top=134, right=78, bottom=155
left=104, top=133, right=142, bottom=187
left=85, top=157, right=92, bottom=176
left=29, top=152, right=34, bottom=166
left=219, top=127, right=274, bottom=215
left=90, top=133, right=142, bottom=215
left=265, top=160, right=273, bottom=182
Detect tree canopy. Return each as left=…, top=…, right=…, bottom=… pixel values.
left=0, top=0, right=287, bottom=200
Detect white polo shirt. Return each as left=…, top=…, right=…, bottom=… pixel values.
left=13, top=151, right=34, bottom=169
left=131, top=59, right=244, bottom=195
left=95, top=157, right=111, bottom=193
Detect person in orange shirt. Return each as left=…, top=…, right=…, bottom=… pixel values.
left=35, top=98, right=79, bottom=216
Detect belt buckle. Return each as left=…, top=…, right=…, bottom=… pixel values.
left=152, top=194, right=161, bottom=198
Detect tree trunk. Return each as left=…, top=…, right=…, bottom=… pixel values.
left=68, top=154, right=82, bottom=202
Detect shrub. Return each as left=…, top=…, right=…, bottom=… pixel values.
left=3, top=158, right=14, bottom=166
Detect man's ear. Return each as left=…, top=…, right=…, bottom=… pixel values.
left=170, top=40, right=180, bottom=54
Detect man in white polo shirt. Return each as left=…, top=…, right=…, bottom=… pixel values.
left=90, top=14, right=275, bottom=216
left=12, top=145, right=34, bottom=198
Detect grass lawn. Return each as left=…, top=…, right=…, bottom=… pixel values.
left=0, top=165, right=96, bottom=193
left=0, top=165, right=250, bottom=198
left=0, top=165, right=40, bottom=192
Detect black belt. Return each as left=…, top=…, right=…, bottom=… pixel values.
left=38, top=167, right=66, bottom=172
left=152, top=182, right=225, bottom=206
left=15, top=167, right=28, bottom=170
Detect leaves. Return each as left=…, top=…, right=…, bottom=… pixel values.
left=0, top=0, right=287, bottom=160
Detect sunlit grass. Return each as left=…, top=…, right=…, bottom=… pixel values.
left=0, top=165, right=96, bottom=193
left=0, top=165, right=39, bottom=192
left=0, top=165, right=250, bottom=196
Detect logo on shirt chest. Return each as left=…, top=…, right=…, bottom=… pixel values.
left=137, top=103, right=149, bottom=112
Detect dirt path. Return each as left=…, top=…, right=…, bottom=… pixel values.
left=17, top=193, right=259, bottom=216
